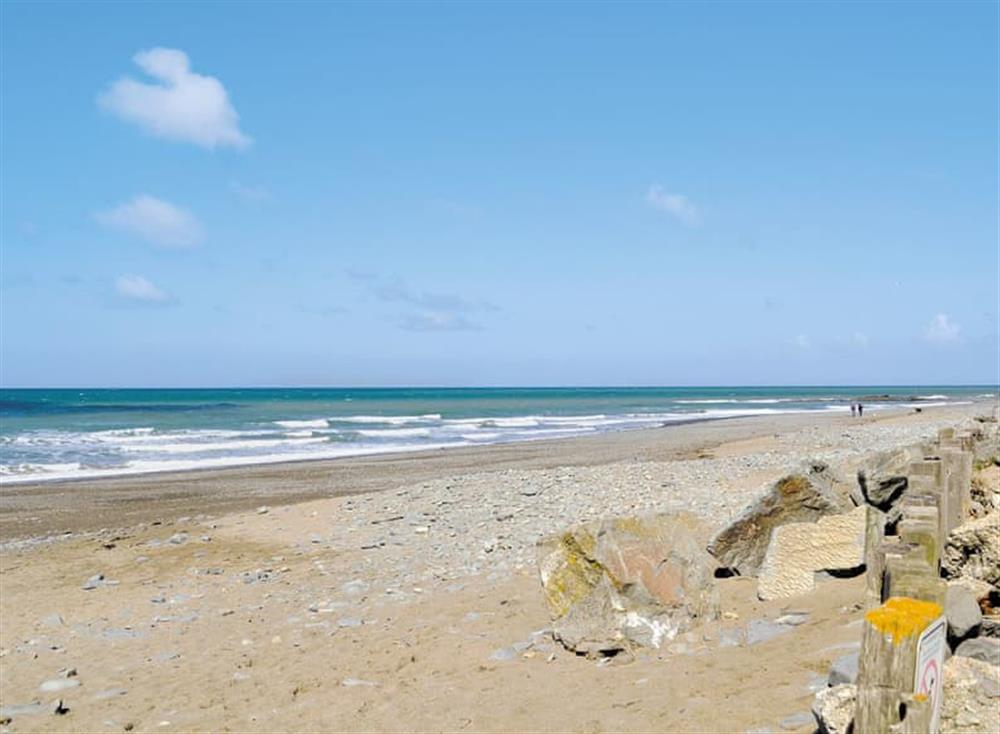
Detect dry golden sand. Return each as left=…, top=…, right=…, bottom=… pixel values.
left=0, top=404, right=992, bottom=733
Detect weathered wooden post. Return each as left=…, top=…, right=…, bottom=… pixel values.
left=855, top=597, right=947, bottom=734
left=937, top=446, right=972, bottom=529
left=865, top=505, right=887, bottom=609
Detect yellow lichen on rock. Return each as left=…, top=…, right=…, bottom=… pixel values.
left=539, top=530, right=605, bottom=618
left=864, top=597, right=943, bottom=645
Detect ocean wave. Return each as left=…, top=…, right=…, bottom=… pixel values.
left=335, top=414, right=442, bottom=425
left=273, top=419, right=329, bottom=429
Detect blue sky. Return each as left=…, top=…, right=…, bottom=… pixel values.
left=1, top=1, right=997, bottom=387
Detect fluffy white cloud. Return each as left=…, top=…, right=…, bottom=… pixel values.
left=98, top=48, right=250, bottom=149
left=115, top=274, right=171, bottom=303
left=96, top=195, right=204, bottom=248
left=646, top=185, right=700, bottom=226
left=924, top=313, right=961, bottom=344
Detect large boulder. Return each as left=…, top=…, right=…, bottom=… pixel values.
left=946, top=582, right=984, bottom=641
left=942, top=512, right=1000, bottom=587
left=857, top=446, right=922, bottom=509
left=939, top=655, right=1000, bottom=733
left=708, top=462, right=854, bottom=576
left=757, top=505, right=867, bottom=600
left=537, top=512, right=718, bottom=656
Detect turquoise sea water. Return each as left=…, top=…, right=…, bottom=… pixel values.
left=1, top=386, right=994, bottom=483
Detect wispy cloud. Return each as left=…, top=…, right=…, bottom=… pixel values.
left=923, top=313, right=961, bottom=344
left=646, top=185, right=700, bottom=226
left=397, top=312, right=483, bottom=332
left=115, top=274, right=172, bottom=304
left=230, top=181, right=270, bottom=203
left=98, top=48, right=250, bottom=149
left=96, top=195, right=204, bottom=248
left=348, top=270, right=497, bottom=331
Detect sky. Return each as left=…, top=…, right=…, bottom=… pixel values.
left=1, top=1, right=998, bottom=388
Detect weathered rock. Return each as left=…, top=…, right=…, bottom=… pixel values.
left=981, top=615, right=1000, bottom=639
left=811, top=683, right=855, bottom=734
left=946, top=582, right=983, bottom=640
left=827, top=651, right=859, bottom=686
left=939, top=655, right=1000, bottom=733
left=746, top=619, right=794, bottom=646
left=942, top=513, right=1000, bottom=586
left=857, top=446, right=921, bottom=509
left=538, top=512, right=718, bottom=655
left=954, top=637, right=1000, bottom=666
left=757, top=505, right=867, bottom=600
left=709, top=463, right=854, bottom=576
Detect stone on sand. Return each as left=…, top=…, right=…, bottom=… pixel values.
left=811, top=683, right=855, bottom=734
left=757, top=505, right=866, bottom=600
left=945, top=582, right=983, bottom=640
left=537, top=512, right=718, bottom=655
left=708, top=463, right=853, bottom=576
left=827, top=651, right=859, bottom=686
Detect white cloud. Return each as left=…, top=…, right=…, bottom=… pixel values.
left=115, top=274, right=171, bottom=303
left=924, top=313, right=961, bottom=344
left=96, top=195, right=204, bottom=248
left=98, top=48, right=251, bottom=149
left=646, top=185, right=700, bottom=226
left=398, top=311, right=482, bottom=332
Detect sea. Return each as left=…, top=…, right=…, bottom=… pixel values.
left=0, top=386, right=994, bottom=484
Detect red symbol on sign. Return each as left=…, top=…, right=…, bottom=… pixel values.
left=919, top=658, right=939, bottom=697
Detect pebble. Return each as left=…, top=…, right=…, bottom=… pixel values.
left=337, top=617, right=363, bottom=628
left=257, top=506, right=269, bottom=515
left=341, top=678, right=378, bottom=687
left=0, top=703, right=46, bottom=717
left=168, top=533, right=188, bottom=545
left=82, top=574, right=105, bottom=591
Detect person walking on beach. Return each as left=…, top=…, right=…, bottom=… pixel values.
left=858, top=402, right=864, bottom=418
left=850, top=403, right=857, bottom=418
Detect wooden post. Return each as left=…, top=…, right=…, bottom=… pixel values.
left=866, top=505, right=887, bottom=609
left=937, top=447, right=972, bottom=529
left=891, top=693, right=933, bottom=734
left=907, top=464, right=946, bottom=551
left=855, top=597, right=944, bottom=734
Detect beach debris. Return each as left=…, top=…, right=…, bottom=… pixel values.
left=756, top=505, right=867, bottom=600
left=82, top=574, right=105, bottom=590
left=242, top=568, right=277, bottom=584
left=827, top=651, right=859, bottom=686
left=811, top=683, right=855, bottom=734
left=50, top=699, right=69, bottom=715
left=341, top=677, right=378, bottom=687
left=537, top=512, right=718, bottom=656
left=256, top=506, right=269, bottom=515
left=708, top=463, right=853, bottom=576
left=945, top=582, right=983, bottom=641
left=954, top=637, right=1000, bottom=666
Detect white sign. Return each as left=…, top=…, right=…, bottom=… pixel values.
left=914, top=615, right=947, bottom=734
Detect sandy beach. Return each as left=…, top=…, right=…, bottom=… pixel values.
left=0, top=401, right=996, bottom=733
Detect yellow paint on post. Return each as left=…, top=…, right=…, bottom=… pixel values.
left=864, top=597, right=943, bottom=644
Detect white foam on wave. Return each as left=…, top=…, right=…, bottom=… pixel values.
left=335, top=414, right=442, bottom=425
left=273, top=419, right=329, bottom=429
left=354, top=428, right=432, bottom=439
